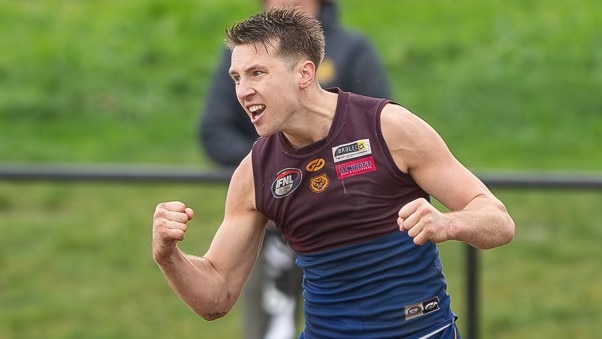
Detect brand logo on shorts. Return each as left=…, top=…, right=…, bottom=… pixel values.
left=271, top=168, right=302, bottom=198
left=332, top=139, right=372, bottom=163
left=404, top=296, right=440, bottom=321
left=309, top=173, right=330, bottom=193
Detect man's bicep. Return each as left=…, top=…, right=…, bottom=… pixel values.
left=204, top=209, right=266, bottom=285
left=407, top=125, right=492, bottom=211
left=381, top=106, right=491, bottom=211
left=204, top=155, right=266, bottom=287
left=415, top=155, right=491, bottom=212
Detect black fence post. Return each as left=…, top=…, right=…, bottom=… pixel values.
left=465, top=245, right=479, bottom=339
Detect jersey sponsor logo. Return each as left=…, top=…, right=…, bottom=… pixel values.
left=306, top=158, right=326, bottom=172
left=309, top=173, right=330, bottom=193
left=335, top=156, right=376, bottom=179
left=271, top=168, right=302, bottom=198
left=404, top=296, right=440, bottom=321
left=332, top=139, right=372, bottom=163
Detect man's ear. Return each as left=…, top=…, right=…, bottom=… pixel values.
left=298, top=60, right=316, bottom=89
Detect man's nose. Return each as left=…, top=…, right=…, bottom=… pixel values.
left=236, top=78, right=254, bottom=100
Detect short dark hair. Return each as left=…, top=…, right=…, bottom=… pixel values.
left=225, top=7, right=325, bottom=69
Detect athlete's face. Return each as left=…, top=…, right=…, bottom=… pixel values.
left=229, top=42, right=302, bottom=137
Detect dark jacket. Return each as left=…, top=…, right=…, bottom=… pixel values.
left=199, top=1, right=391, bottom=167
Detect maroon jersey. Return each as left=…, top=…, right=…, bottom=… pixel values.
left=252, top=88, right=428, bottom=254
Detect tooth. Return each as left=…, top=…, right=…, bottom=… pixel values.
left=250, top=105, right=263, bottom=113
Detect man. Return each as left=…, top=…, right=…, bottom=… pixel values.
left=199, top=1, right=391, bottom=338
left=200, top=0, right=390, bottom=166
left=153, top=7, right=515, bottom=338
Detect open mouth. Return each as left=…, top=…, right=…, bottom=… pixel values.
left=249, top=104, right=266, bottom=120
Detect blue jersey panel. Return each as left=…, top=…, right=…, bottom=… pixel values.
left=297, top=231, right=456, bottom=338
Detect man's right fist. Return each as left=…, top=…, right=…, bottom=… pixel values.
left=152, top=201, right=194, bottom=261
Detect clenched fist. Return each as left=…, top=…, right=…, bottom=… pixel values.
left=152, top=201, right=194, bottom=262
left=397, top=198, right=451, bottom=246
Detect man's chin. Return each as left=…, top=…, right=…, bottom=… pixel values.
left=254, top=127, right=275, bottom=138
left=257, top=131, right=276, bottom=138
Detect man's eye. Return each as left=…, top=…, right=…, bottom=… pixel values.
left=252, top=71, right=263, bottom=76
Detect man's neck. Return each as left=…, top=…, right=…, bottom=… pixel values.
left=281, top=88, right=338, bottom=150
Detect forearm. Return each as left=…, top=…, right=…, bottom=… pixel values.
left=447, top=195, right=515, bottom=249
left=155, top=248, right=237, bottom=320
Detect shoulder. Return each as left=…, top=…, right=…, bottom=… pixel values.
left=380, top=104, right=446, bottom=173
left=232, top=152, right=254, bottom=186
left=380, top=103, right=424, bottom=128
left=227, top=152, right=257, bottom=211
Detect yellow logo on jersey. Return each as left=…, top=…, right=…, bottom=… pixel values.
left=309, top=173, right=330, bottom=193
left=306, top=158, right=326, bottom=172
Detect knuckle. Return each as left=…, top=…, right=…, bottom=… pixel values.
left=414, top=237, right=426, bottom=245
left=422, top=227, right=435, bottom=238
left=172, top=201, right=185, bottom=210
left=152, top=217, right=165, bottom=229
left=416, top=203, right=430, bottom=216
left=159, top=227, right=171, bottom=238
left=178, top=213, right=190, bottom=223
left=157, top=201, right=185, bottom=212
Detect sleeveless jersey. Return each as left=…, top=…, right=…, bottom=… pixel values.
left=252, top=88, right=456, bottom=338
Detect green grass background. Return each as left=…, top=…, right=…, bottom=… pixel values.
left=1, top=0, right=601, bottom=338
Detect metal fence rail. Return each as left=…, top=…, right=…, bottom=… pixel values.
left=2, top=163, right=602, bottom=188
left=0, top=163, right=234, bottom=183
left=2, top=162, right=601, bottom=339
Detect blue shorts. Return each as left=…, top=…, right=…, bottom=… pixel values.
left=299, top=321, right=460, bottom=339
left=431, top=321, right=461, bottom=339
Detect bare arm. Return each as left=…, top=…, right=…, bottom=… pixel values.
left=380, top=104, right=515, bottom=249
left=152, top=153, right=266, bottom=320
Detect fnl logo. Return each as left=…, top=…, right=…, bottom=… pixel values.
left=271, top=168, right=302, bottom=198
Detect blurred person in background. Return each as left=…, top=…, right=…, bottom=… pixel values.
left=198, top=1, right=390, bottom=338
